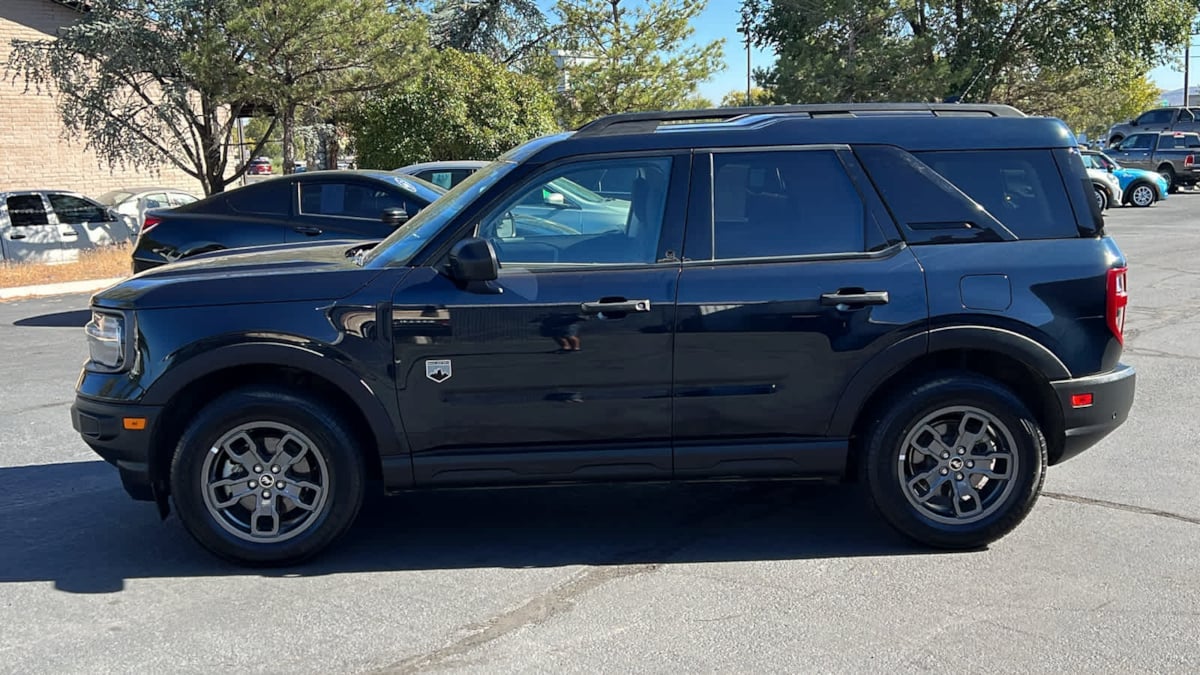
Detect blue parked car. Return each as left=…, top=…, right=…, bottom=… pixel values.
left=1082, top=149, right=1168, bottom=208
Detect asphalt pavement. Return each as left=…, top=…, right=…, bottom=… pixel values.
left=1, top=195, right=1197, bottom=673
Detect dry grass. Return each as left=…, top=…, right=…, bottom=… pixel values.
left=0, top=244, right=132, bottom=289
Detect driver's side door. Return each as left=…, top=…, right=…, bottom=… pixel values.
left=392, top=152, right=689, bottom=486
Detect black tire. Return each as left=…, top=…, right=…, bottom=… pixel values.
left=1159, top=166, right=1178, bottom=194
left=170, top=387, right=365, bottom=566
left=1126, top=182, right=1157, bottom=208
left=859, top=373, right=1047, bottom=549
left=1092, top=185, right=1108, bottom=211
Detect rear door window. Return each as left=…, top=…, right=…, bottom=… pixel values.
left=225, top=180, right=293, bottom=216
left=5, top=195, right=49, bottom=226
left=299, top=182, right=412, bottom=219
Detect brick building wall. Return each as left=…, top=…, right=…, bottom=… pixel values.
left=0, top=0, right=203, bottom=197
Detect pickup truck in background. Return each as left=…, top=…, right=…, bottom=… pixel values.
left=1105, top=131, right=1200, bottom=193
left=1106, top=107, right=1200, bottom=146
left=1, top=190, right=134, bottom=263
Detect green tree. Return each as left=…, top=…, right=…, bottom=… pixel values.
left=720, top=86, right=773, bottom=106
left=427, top=0, right=551, bottom=68
left=6, top=0, right=276, bottom=195
left=552, top=0, right=725, bottom=127
left=994, top=65, right=1162, bottom=142
left=350, top=49, right=560, bottom=169
left=228, top=0, right=426, bottom=174
left=744, top=0, right=1198, bottom=105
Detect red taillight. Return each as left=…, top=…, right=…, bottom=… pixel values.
left=141, top=214, right=162, bottom=234
left=1107, top=267, right=1128, bottom=345
left=1186, top=155, right=1195, bottom=167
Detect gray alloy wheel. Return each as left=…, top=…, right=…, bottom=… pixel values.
left=201, top=421, right=330, bottom=544
left=1093, top=186, right=1108, bottom=211
left=897, top=406, right=1019, bottom=526
left=1129, top=183, right=1156, bottom=207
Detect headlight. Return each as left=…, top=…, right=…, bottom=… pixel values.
left=85, top=311, right=125, bottom=370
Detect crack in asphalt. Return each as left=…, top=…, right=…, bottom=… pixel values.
left=10, top=400, right=72, bottom=415
left=1122, top=347, right=1200, bottom=363
left=1043, top=492, right=1200, bottom=526
left=379, top=563, right=660, bottom=674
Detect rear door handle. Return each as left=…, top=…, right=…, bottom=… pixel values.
left=820, top=289, right=889, bottom=307
left=580, top=298, right=651, bottom=316
left=293, top=225, right=322, bottom=236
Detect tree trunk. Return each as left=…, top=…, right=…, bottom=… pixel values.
left=325, top=129, right=340, bottom=170
left=281, top=102, right=297, bottom=175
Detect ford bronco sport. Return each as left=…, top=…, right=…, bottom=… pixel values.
left=72, top=104, right=1136, bottom=565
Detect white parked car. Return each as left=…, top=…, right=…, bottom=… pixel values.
left=0, top=190, right=134, bottom=263
left=96, top=187, right=199, bottom=233
left=1085, top=167, right=1123, bottom=211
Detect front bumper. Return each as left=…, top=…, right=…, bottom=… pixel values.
left=1049, top=364, right=1136, bottom=464
left=71, top=395, right=162, bottom=501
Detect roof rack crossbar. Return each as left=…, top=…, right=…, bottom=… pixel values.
left=574, top=103, right=1026, bottom=136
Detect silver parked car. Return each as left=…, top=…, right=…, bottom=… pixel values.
left=96, top=187, right=199, bottom=233
left=1, top=190, right=134, bottom=263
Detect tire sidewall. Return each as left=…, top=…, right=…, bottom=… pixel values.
left=863, top=376, right=1046, bottom=548
left=1129, top=183, right=1156, bottom=207
left=170, top=389, right=364, bottom=566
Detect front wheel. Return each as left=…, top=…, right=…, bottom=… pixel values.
left=170, top=387, right=366, bottom=566
left=1093, top=185, right=1108, bottom=211
left=860, top=374, right=1047, bottom=549
left=1127, top=183, right=1157, bottom=208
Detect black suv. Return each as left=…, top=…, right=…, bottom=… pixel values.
left=72, top=104, right=1136, bottom=565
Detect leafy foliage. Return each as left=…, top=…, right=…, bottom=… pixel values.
left=6, top=0, right=269, bottom=194
left=994, top=64, right=1163, bottom=141
left=744, top=0, right=1199, bottom=106
left=427, top=0, right=550, bottom=68
left=720, top=86, right=773, bottom=107
left=349, top=49, right=560, bottom=169
left=551, top=0, right=725, bottom=127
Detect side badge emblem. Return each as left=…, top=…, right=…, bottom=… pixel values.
left=425, top=359, right=452, bottom=383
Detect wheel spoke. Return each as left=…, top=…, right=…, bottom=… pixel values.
left=250, top=493, right=280, bottom=537
left=952, top=413, right=990, bottom=453
left=277, top=480, right=322, bottom=512
left=909, top=424, right=952, bottom=458
left=209, top=478, right=255, bottom=509
left=908, top=470, right=951, bottom=504
left=950, top=479, right=984, bottom=517
left=222, top=431, right=262, bottom=473
left=270, top=433, right=310, bottom=471
left=966, top=452, right=1014, bottom=480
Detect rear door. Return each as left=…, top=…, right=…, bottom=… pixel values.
left=47, top=193, right=132, bottom=248
left=290, top=179, right=419, bottom=242
left=1109, top=133, right=1156, bottom=169
left=1, top=194, right=68, bottom=263
left=672, top=147, right=928, bottom=477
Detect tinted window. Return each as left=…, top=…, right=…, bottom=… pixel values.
left=300, top=182, right=411, bottom=219
left=415, top=169, right=473, bottom=189
left=916, top=150, right=1077, bottom=239
left=48, top=194, right=109, bottom=223
left=710, top=150, right=865, bottom=258
left=225, top=180, right=292, bottom=216
left=5, top=195, right=48, bottom=226
left=1137, top=109, right=1174, bottom=125
left=1121, top=134, right=1155, bottom=150
left=478, top=157, right=671, bottom=265
left=1160, top=134, right=1200, bottom=149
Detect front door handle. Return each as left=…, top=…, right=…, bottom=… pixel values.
left=820, top=289, right=889, bottom=307
left=9, top=233, right=26, bottom=240
left=580, top=298, right=651, bottom=316
left=293, top=225, right=322, bottom=236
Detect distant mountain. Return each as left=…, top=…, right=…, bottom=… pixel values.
left=1159, top=87, right=1200, bottom=106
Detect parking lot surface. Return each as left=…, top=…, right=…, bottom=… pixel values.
left=1, top=196, right=1198, bottom=673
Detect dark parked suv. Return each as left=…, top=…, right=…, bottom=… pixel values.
left=72, top=104, right=1136, bottom=565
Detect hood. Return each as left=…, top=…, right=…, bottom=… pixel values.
left=92, top=240, right=389, bottom=310
left=1114, top=167, right=1165, bottom=183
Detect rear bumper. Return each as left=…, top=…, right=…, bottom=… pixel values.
left=1049, top=364, right=1136, bottom=464
left=71, top=395, right=162, bottom=501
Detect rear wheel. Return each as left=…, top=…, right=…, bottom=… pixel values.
left=860, top=373, right=1046, bottom=549
left=1128, top=183, right=1157, bottom=207
left=1159, top=165, right=1178, bottom=194
left=170, top=387, right=365, bottom=566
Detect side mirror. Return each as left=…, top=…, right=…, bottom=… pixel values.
left=543, top=191, right=567, bottom=206
left=381, top=207, right=408, bottom=226
left=448, top=237, right=499, bottom=283
left=1130, top=118, right=1139, bottom=126
left=1107, top=165, right=1114, bottom=174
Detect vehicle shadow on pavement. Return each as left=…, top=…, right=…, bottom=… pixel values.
left=12, top=309, right=92, bottom=328
left=0, top=461, right=938, bottom=594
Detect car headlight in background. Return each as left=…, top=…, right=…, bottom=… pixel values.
left=85, top=311, right=125, bottom=370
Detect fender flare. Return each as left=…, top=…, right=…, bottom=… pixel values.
left=827, top=325, right=1068, bottom=437
left=142, top=342, right=404, bottom=464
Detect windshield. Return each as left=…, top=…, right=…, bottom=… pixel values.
left=1097, top=153, right=1121, bottom=170
left=362, top=160, right=516, bottom=268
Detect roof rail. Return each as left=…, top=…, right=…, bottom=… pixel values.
left=573, top=103, right=1027, bottom=136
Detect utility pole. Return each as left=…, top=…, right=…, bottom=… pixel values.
left=737, top=10, right=752, bottom=106
left=1186, top=40, right=1191, bottom=107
